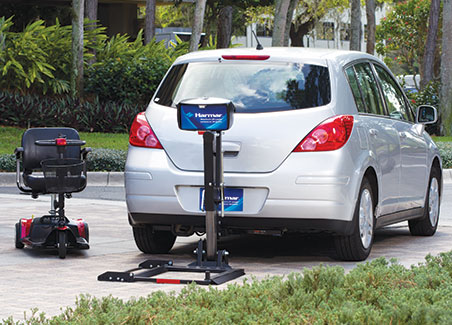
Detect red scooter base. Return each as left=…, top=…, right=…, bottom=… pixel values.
left=15, top=216, right=89, bottom=259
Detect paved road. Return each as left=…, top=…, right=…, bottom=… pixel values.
left=1, top=184, right=451, bottom=321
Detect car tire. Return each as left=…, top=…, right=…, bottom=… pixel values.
left=408, top=168, right=440, bottom=236
left=15, top=222, right=24, bottom=249
left=132, top=225, right=176, bottom=254
left=335, top=177, right=375, bottom=261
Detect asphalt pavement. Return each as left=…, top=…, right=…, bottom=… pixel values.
left=0, top=174, right=452, bottom=321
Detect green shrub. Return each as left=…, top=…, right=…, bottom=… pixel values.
left=84, top=56, right=169, bottom=105
left=0, top=153, right=14, bottom=171
left=0, top=149, right=126, bottom=172
left=5, top=252, right=452, bottom=324
left=85, top=148, right=126, bottom=172
left=0, top=17, right=106, bottom=95
left=437, top=142, right=452, bottom=169
left=84, top=31, right=172, bottom=105
left=0, top=91, right=141, bottom=133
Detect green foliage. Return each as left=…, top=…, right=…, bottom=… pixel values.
left=437, top=142, right=452, bottom=169
left=407, top=81, right=440, bottom=108
left=0, top=91, right=141, bottom=133
left=405, top=81, right=441, bottom=135
left=0, top=126, right=128, bottom=155
left=0, top=17, right=171, bottom=102
left=154, top=3, right=194, bottom=28
left=0, top=17, right=108, bottom=95
left=5, top=252, right=452, bottom=324
left=84, top=32, right=172, bottom=105
left=0, top=154, right=15, bottom=171
left=85, top=148, right=126, bottom=172
left=376, top=0, right=440, bottom=75
left=0, top=149, right=126, bottom=172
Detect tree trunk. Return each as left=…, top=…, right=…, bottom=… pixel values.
left=216, top=6, right=233, bottom=49
left=189, top=0, right=207, bottom=52
left=272, top=0, right=291, bottom=47
left=283, top=0, right=298, bottom=46
left=71, top=0, right=84, bottom=98
left=350, top=0, right=361, bottom=51
left=289, top=19, right=316, bottom=47
left=85, top=0, right=97, bottom=21
left=441, top=0, right=452, bottom=135
left=144, top=0, right=156, bottom=44
left=85, top=0, right=97, bottom=65
left=421, top=0, right=440, bottom=89
left=365, top=0, right=375, bottom=54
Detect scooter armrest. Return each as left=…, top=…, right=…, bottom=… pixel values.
left=81, top=147, right=92, bottom=160
left=14, top=147, right=24, bottom=159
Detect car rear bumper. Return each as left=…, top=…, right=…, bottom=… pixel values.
left=128, top=213, right=355, bottom=235
left=125, top=146, right=361, bottom=234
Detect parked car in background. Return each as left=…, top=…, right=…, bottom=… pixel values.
left=125, top=48, right=442, bottom=261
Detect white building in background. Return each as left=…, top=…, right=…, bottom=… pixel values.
left=233, top=5, right=388, bottom=53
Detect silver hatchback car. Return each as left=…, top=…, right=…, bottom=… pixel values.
left=125, top=48, right=442, bottom=261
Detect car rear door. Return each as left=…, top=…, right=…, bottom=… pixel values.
left=373, top=64, right=428, bottom=210
left=345, top=62, right=401, bottom=216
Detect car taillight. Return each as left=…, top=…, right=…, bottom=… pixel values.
left=293, top=115, right=354, bottom=152
left=129, top=112, right=163, bottom=149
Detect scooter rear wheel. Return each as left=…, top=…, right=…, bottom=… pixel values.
left=58, top=231, right=67, bottom=259
left=15, top=222, right=24, bottom=249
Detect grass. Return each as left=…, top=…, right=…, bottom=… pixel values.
left=0, top=126, right=129, bottom=154
left=432, top=136, right=452, bottom=142
left=1, top=126, right=451, bottom=155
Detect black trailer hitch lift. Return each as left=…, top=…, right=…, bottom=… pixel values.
left=98, top=98, right=244, bottom=285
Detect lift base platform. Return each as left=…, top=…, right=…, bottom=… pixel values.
left=98, top=241, right=245, bottom=285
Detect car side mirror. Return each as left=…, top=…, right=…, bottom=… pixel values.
left=416, top=105, right=437, bottom=124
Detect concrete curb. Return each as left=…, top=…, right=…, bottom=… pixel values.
left=0, top=171, right=124, bottom=187
left=1, top=170, right=451, bottom=187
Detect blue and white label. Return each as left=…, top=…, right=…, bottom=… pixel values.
left=180, top=104, right=228, bottom=131
left=199, top=188, right=244, bottom=212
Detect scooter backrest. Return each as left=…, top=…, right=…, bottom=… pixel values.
left=21, top=128, right=82, bottom=171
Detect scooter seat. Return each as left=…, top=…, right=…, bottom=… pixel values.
left=23, top=174, right=46, bottom=194
left=23, top=173, right=87, bottom=195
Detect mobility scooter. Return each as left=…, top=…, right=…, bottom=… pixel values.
left=14, top=128, right=91, bottom=259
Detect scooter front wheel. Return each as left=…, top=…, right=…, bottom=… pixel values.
left=58, top=231, right=67, bottom=259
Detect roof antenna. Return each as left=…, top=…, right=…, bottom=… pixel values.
left=252, top=30, right=264, bottom=50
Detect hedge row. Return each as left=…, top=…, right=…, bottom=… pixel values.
left=0, top=91, right=141, bottom=133
left=1, top=143, right=452, bottom=173
left=0, top=149, right=126, bottom=172
left=4, top=252, right=452, bottom=324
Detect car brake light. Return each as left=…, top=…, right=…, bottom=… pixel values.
left=221, top=55, right=270, bottom=60
left=293, top=115, right=354, bottom=152
left=129, top=112, right=163, bottom=149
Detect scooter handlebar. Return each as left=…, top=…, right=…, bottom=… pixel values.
left=35, top=139, right=86, bottom=147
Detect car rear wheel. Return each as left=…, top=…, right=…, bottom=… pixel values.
left=132, top=225, right=176, bottom=254
left=335, top=177, right=375, bottom=261
left=409, top=168, right=440, bottom=236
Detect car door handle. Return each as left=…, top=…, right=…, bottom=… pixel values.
left=399, top=132, right=407, bottom=139
left=369, top=129, right=378, bottom=137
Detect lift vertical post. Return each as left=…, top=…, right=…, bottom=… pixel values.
left=98, top=98, right=244, bottom=285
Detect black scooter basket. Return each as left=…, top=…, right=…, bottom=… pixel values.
left=41, top=158, right=85, bottom=193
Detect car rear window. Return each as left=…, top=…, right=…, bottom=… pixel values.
left=154, top=61, right=331, bottom=113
